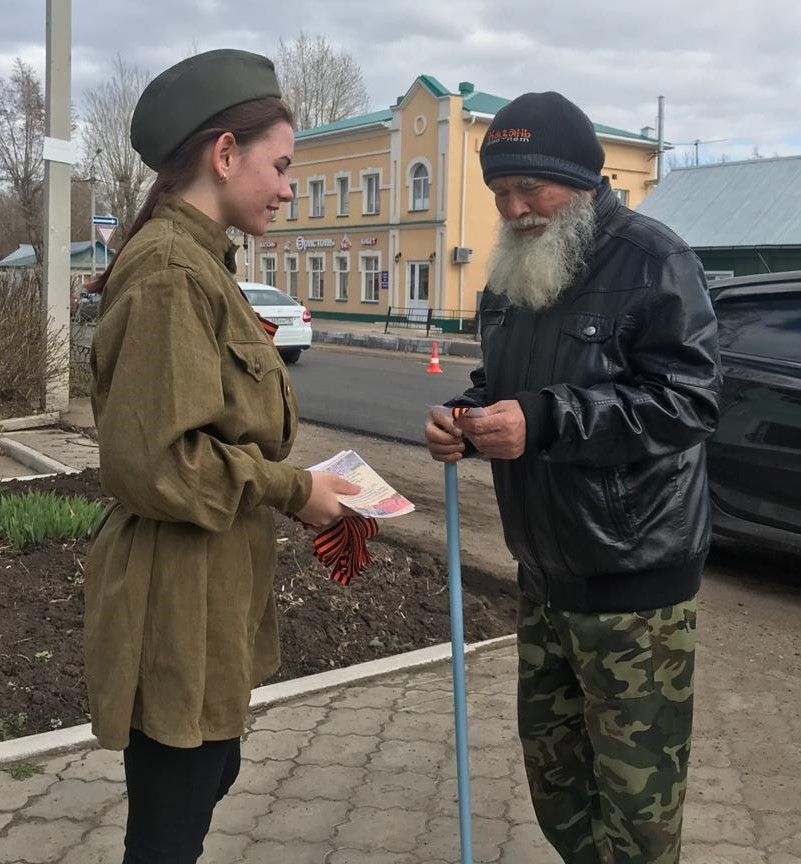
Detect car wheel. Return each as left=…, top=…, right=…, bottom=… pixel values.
left=281, top=349, right=301, bottom=365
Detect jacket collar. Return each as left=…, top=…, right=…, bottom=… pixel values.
left=154, top=195, right=240, bottom=273
left=593, top=177, right=620, bottom=229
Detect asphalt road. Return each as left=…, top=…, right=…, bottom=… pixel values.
left=289, top=345, right=477, bottom=443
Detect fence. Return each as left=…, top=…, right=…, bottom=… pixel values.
left=384, top=307, right=478, bottom=338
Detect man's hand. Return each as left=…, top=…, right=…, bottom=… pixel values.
left=455, top=400, right=527, bottom=459
left=425, top=407, right=466, bottom=463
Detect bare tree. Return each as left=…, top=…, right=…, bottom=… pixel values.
left=276, top=32, right=370, bottom=130
left=80, top=55, right=153, bottom=235
left=0, top=59, right=45, bottom=260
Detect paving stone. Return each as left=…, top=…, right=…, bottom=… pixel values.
left=756, top=813, right=801, bottom=849
left=334, top=806, right=428, bottom=853
left=506, top=782, right=536, bottom=825
left=0, top=769, right=57, bottom=812
left=468, top=692, right=516, bottom=720
left=208, top=790, right=274, bottom=834
left=251, top=797, right=349, bottom=843
left=315, top=707, right=388, bottom=737
left=332, top=684, right=403, bottom=711
left=683, top=801, right=756, bottom=846
left=686, top=766, right=744, bottom=805
left=234, top=757, right=295, bottom=795
left=720, top=711, right=792, bottom=746
left=499, top=821, right=563, bottom=863
left=60, top=747, right=125, bottom=783
left=397, top=693, right=453, bottom=714
left=439, top=746, right=514, bottom=780
left=0, top=812, right=12, bottom=832
left=742, top=774, right=801, bottom=813
left=327, top=848, right=422, bottom=864
left=0, top=818, right=86, bottom=863
left=99, top=798, right=128, bottom=828
left=381, top=711, right=451, bottom=743
left=435, top=775, right=515, bottom=819
left=197, top=829, right=252, bottom=863
left=467, top=719, right=518, bottom=750
left=249, top=704, right=328, bottom=733
left=25, top=778, right=124, bottom=820
left=770, top=853, right=801, bottom=864
left=369, top=739, right=447, bottom=774
left=37, top=752, right=83, bottom=775
left=690, top=736, right=732, bottom=769
left=681, top=843, right=768, bottom=863
left=771, top=832, right=801, bottom=858
left=241, top=728, right=314, bottom=762
left=730, top=740, right=801, bottom=778
left=350, top=769, right=437, bottom=811
left=414, top=815, right=508, bottom=863
left=277, top=764, right=365, bottom=801
left=295, top=733, right=380, bottom=768
left=294, top=692, right=335, bottom=708
left=59, top=826, right=126, bottom=864
left=236, top=838, right=334, bottom=863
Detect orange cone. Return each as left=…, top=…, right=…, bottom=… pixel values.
left=426, top=341, right=444, bottom=374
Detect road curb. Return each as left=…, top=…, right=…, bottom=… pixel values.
left=0, top=412, right=61, bottom=433
left=0, top=436, right=77, bottom=479
left=312, top=329, right=481, bottom=359
left=0, top=634, right=515, bottom=765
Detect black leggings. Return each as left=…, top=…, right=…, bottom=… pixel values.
left=122, top=728, right=241, bottom=864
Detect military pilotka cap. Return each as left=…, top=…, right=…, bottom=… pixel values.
left=131, top=49, right=282, bottom=171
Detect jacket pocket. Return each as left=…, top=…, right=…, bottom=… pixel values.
left=557, top=313, right=618, bottom=385
left=226, top=340, right=282, bottom=382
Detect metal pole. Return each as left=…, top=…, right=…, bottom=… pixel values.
left=104, top=242, right=108, bottom=270
left=42, top=0, right=72, bottom=412
left=656, top=96, right=665, bottom=183
left=444, top=462, right=474, bottom=864
left=90, top=175, right=96, bottom=277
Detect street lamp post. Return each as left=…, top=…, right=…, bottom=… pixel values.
left=89, top=149, right=100, bottom=277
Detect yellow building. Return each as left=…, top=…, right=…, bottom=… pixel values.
left=253, top=76, right=658, bottom=327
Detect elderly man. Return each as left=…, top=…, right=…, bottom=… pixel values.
left=425, top=92, right=721, bottom=864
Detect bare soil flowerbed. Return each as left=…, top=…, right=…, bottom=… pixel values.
left=0, top=469, right=516, bottom=741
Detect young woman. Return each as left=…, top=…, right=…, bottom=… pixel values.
left=84, top=49, right=357, bottom=863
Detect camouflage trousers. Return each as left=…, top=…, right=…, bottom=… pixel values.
left=517, top=595, right=697, bottom=864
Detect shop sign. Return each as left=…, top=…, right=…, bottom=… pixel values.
left=380, top=270, right=389, bottom=290
left=361, top=237, right=378, bottom=246
left=259, top=240, right=277, bottom=249
left=296, top=236, right=335, bottom=251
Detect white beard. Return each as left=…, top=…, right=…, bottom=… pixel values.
left=487, top=192, right=597, bottom=311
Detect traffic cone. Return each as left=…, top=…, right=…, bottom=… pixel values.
left=426, top=341, right=444, bottom=374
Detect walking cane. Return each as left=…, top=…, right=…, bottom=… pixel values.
left=445, top=461, right=474, bottom=864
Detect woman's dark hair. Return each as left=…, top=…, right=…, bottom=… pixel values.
left=91, top=96, right=294, bottom=293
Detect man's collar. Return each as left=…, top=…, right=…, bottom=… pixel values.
left=154, top=195, right=239, bottom=273
left=593, top=177, right=619, bottom=227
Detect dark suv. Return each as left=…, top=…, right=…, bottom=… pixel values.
left=708, top=271, right=801, bottom=553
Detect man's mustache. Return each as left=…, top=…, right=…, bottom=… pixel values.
left=507, top=214, right=551, bottom=231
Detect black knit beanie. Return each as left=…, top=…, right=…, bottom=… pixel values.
left=480, top=92, right=605, bottom=190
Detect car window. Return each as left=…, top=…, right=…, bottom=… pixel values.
left=714, top=294, right=801, bottom=362
left=243, top=289, right=297, bottom=308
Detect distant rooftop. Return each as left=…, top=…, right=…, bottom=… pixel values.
left=637, top=155, right=801, bottom=247
left=295, top=75, right=657, bottom=145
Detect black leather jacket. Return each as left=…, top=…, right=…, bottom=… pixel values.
left=459, top=181, right=722, bottom=612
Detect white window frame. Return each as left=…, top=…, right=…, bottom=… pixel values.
left=336, top=173, right=351, bottom=217
left=704, top=270, right=735, bottom=282
left=260, top=253, right=277, bottom=287
left=361, top=170, right=381, bottom=216
left=360, top=252, right=381, bottom=303
left=284, top=253, right=299, bottom=298
left=309, top=177, right=325, bottom=218
left=288, top=181, right=298, bottom=220
left=409, top=160, right=431, bottom=211
left=612, top=188, right=630, bottom=206
left=307, top=253, right=325, bottom=300
left=334, top=252, right=350, bottom=301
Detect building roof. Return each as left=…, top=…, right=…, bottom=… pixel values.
left=294, top=75, right=657, bottom=146
left=0, top=241, right=113, bottom=269
left=637, top=156, right=801, bottom=248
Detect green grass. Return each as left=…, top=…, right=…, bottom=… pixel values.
left=0, top=490, right=104, bottom=549
left=7, top=762, right=41, bottom=781
left=0, top=713, right=27, bottom=742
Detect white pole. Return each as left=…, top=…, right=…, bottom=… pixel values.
left=42, top=0, right=72, bottom=413
left=104, top=242, right=108, bottom=270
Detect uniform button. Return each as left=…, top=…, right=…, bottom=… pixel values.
left=254, top=361, right=261, bottom=372
left=583, top=325, right=597, bottom=337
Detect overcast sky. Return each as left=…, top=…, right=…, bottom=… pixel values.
left=3, top=0, right=800, bottom=166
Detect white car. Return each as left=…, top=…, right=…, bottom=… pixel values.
left=238, top=282, right=312, bottom=364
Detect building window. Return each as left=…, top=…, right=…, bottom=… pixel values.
left=337, top=176, right=350, bottom=216
left=361, top=253, right=380, bottom=303
left=284, top=254, right=298, bottom=298
left=310, top=179, right=324, bottom=218
left=288, top=181, right=298, bottom=220
left=260, top=254, right=277, bottom=286
left=613, top=188, right=629, bottom=206
left=363, top=172, right=380, bottom=215
left=334, top=253, right=349, bottom=301
left=308, top=254, right=325, bottom=300
left=411, top=163, right=430, bottom=211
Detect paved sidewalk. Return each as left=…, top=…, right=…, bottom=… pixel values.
left=1, top=406, right=801, bottom=862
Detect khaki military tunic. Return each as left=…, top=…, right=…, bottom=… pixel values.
left=85, top=196, right=312, bottom=750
